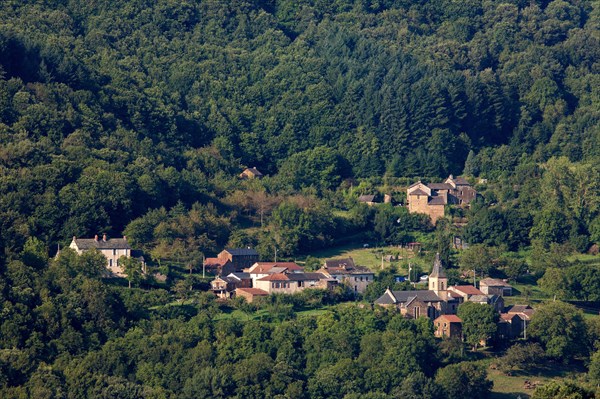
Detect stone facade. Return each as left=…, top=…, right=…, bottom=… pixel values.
left=70, top=234, right=130, bottom=276
left=406, top=175, right=476, bottom=224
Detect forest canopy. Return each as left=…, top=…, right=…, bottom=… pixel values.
left=0, top=0, right=598, bottom=256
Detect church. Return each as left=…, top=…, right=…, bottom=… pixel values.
left=374, top=253, right=461, bottom=319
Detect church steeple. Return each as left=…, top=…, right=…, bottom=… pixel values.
left=429, top=253, right=447, bottom=293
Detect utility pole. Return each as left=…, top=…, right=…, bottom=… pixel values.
left=274, top=247, right=278, bottom=263
left=202, top=255, right=205, bottom=279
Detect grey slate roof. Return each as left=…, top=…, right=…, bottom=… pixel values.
left=375, top=289, right=443, bottom=305
left=428, top=196, right=447, bottom=205
left=228, top=272, right=251, bottom=280
left=224, top=248, right=259, bottom=256
left=429, top=253, right=446, bottom=278
left=469, top=294, right=489, bottom=303
left=428, top=183, right=453, bottom=190
left=358, top=195, right=376, bottom=202
left=73, top=237, right=130, bottom=250
left=325, top=258, right=356, bottom=269
left=452, top=176, right=470, bottom=185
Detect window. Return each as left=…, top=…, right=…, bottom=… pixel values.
left=109, top=259, right=113, bottom=267
left=113, top=249, right=116, bottom=255
left=360, top=277, right=363, bottom=282
left=414, top=307, right=420, bottom=318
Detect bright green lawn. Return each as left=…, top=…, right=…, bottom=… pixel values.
left=300, top=243, right=434, bottom=275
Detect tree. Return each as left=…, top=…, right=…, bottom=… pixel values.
left=528, top=301, right=588, bottom=362
left=119, top=256, right=142, bottom=289
left=77, top=249, right=108, bottom=279
left=392, top=371, right=445, bottom=399
left=531, top=381, right=594, bottom=399
left=458, top=244, right=497, bottom=277
left=497, top=343, right=546, bottom=375
left=457, top=302, right=498, bottom=350
left=588, top=349, right=600, bottom=387
left=435, top=362, right=493, bottom=399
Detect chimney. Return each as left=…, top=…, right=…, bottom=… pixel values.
left=123, top=235, right=127, bottom=241
left=102, top=234, right=107, bottom=242
left=72, top=236, right=76, bottom=241
left=94, top=234, right=98, bottom=241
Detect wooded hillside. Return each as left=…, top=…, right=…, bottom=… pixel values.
left=0, top=0, right=598, bottom=255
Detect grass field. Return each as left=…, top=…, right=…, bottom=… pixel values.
left=487, top=361, right=589, bottom=399
left=299, top=242, right=436, bottom=275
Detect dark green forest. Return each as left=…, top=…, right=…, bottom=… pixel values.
left=1, top=0, right=600, bottom=397
left=0, top=0, right=598, bottom=256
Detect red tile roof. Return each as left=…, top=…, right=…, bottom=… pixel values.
left=204, top=257, right=226, bottom=266
left=249, top=262, right=303, bottom=273
left=451, top=285, right=484, bottom=296
left=257, top=273, right=291, bottom=281
left=436, top=315, right=462, bottom=323
left=500, top=313, right=518, bottom=321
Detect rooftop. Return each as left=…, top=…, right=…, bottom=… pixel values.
left=224, top=248, right=259, bottom=256
left=480, top=278, right=512, bottom=287
left=435, top=315, right=462, bottom=323
left=429, top=253, right=446, bottom=278
left=450, top=285, right=484, bottom=296
left=375, top=289, right=442, bottom=305
left=236, top=288, right=268, bottom=296
left=72, top=236, right=130, bottom=250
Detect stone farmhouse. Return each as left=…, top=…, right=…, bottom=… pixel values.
left=316, top=258, right=375, bottom=294
left=406, top=175, right=477, bottom=224
left=434, top=315, right=463, bottom=339
left=204, top=248, right=260, bottom=275
left=480, top=278, right=513, bottom=296
left=70, top=234, right=131, bottom=276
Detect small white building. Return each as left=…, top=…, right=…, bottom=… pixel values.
left=70, top=234, right=131, bottom=276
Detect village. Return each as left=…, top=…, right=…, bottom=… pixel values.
left=67, top=174, right=535, bottom=349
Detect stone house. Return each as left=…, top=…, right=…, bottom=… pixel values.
left=239, top=167, right=263, bottom=179
left=317, top=258, right=374, bottom=294
left=211, top=276, right=232, bottom=299
left=210, top=272, right=253, bottom=299
left=479, top=278, right=513, bottom=296
left=434, top=315, right=463, bottom=339
left=497, top=313, right=524, bottom=340
left=70, top=234, right=131, bottom=276
left=406, top=175, right=477, bottom=223
left=204, top=248, right=260, bottom=274
left=245, top=262, right=304, bottom=286
left=235, top=287, right=269, bottom=303
left=447, top=285, right=486, bottom=301
left=254, top=272, right=333, bottom=294
left=358, top=194, right=377, bottom=206
left=375, top=288, right=446, bottom=319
